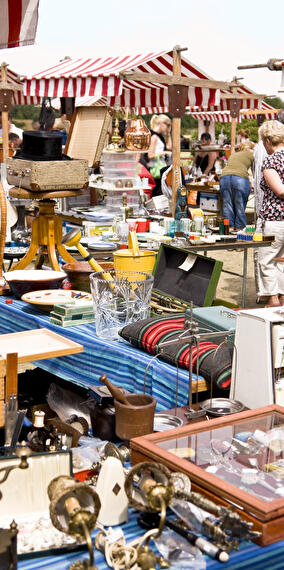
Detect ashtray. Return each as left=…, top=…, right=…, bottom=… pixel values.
left=154, top=413, right=184, bottom=432
left=199, top=398, right=244, bottom=417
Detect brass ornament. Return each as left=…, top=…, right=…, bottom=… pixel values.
left=48, top=475, right=101, bottom=569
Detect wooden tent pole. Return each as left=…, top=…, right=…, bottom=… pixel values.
left=171, top=46, right=182, bottom=217
left=1, top=62, right=9, bottom=164
left=230, top=117, right=237, bottom=153
left=230, top=85, right=238, bottom=153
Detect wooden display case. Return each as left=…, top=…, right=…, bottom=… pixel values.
left=131, top=404, right=284, bottom=545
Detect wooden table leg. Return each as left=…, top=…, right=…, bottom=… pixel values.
left=47, top=218, right=60, bottom=271
left=54, top=215, right=77, bottom=264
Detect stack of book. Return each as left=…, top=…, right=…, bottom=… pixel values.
left=50, top=301, right=95, bottom=327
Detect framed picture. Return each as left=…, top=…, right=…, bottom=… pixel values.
left=130, top=404, right=284, bottom=545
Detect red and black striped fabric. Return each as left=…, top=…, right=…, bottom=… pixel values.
left=120, top=314, right=232, bottom=389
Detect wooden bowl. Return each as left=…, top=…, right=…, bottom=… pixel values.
left=63, top=261, right=114, bottom=292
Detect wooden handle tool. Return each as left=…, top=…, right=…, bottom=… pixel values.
left=99, top=374, right=129, bottom=405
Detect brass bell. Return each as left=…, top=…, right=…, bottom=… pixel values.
left=124, top=118, right=151, bottom=151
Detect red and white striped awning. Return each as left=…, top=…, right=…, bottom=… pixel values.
left=7, top=66, right=41, bottom=104
left=23, top=50, right=220, bottom=111
left=51, top=95, right=108, bottom=109
left=190, top=102, right=278, bottom=123
left=0, top=0, right=39, bottom=49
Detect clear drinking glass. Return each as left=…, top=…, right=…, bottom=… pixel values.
left=90, top=270, right=154, bottom=340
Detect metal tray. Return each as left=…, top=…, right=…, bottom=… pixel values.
left=199, top=398, right=244, bottom=416
left=154, top=413, right=184, bottom=432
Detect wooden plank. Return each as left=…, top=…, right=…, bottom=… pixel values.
left=9, top=187, right=84, bottom=200
left=120, top=72, right=237, bottom=90
left=0, top=328, right=83, bottom=362
left=5, top=352, right=18, bottom=402
left=171, top=47, right=182, bottom=217
left=221, top=93, right=266, bottom=100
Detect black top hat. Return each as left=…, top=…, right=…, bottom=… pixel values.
left=14, top=130, right=63, bottom=161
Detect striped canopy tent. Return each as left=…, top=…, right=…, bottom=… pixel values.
left=190, top=102, right=279, bottom=122
left=0, top=0, right=39, bottom=50
left=51, top=94, right=108, bottom=110
left=6, top=66, right=41, bottom=104
left=23, top=50, right=221, bottom=111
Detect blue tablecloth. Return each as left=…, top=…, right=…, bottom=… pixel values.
left=17, top=508, right=284, bottom=569
left=0, top=297, right=197, bottom=412
left=2, top=298, right=284, bottom=568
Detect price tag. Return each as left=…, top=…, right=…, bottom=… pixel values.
left=179, top=253, right=197, bottom=272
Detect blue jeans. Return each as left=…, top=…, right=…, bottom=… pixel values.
left=219, top=175, right=250, bottom=229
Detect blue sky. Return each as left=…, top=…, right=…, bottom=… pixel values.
left=1, top=0, right=284, bottom=98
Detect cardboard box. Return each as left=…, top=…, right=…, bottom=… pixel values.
left=199, top=192, right=220, bottom=212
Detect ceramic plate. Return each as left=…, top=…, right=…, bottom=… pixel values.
left=88, top=240, right=118, bottom=251
left=21, top=289, right=92, bottom=311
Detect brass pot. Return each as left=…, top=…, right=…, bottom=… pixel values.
left=124, top=119, right=151, bottom=151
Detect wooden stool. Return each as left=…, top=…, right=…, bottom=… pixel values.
left=8, top=187, right=84, bottom=271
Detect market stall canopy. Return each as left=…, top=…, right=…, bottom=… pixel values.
left=51, top=95, right=107, bottom=109
left=0, top=0, right=39, bottom=49
left=22, top=50, right=222, bottom=111
left=190, top=102, right=279, bottom=122
left=7, top=66, right=41, bottom=104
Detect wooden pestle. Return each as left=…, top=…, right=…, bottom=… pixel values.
left=99, top=374, right=129, bottom=406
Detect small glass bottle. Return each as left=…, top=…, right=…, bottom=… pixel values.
left=224, top=218, right=230, bottom=235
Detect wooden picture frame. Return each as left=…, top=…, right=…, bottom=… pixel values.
left=65, top=106, right=113, bottom=167
left=0, top=328, right=83, bottom=428
left=130, top=404, right=284, bottom=545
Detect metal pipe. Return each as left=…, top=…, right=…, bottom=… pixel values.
left=237, top=59, right=283, bottom=71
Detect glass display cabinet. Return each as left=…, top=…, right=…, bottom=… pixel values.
left=130, top=405, right=284, bottom=545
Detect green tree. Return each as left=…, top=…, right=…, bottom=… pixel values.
left=263, top=96, right=284, bottom=109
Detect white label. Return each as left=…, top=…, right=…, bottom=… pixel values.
left=179, top=254, right=197, bottom=272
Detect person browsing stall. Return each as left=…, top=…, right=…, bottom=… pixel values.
left=219, top=141, right=255, bottom=231
left=147, top=114, right=172, bottom=196
left=255, top=120, right=284, bottom=307
left=193, top=132, right=218, bottom=175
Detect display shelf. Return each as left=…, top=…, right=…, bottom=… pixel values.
left=130, top=404, right=284, bottom=545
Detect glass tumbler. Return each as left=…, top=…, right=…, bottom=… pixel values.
left=90, top=270, right=154, bottom=340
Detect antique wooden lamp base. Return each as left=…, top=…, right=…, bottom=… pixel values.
left=8, top=188, right=83, bottom=271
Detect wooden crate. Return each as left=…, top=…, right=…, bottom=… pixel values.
left=6, top=157, right=89, bottom=191
left=130, top=404, right=284, bottom=546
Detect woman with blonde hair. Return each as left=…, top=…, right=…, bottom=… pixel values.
left=256, top=120, right=284, bottom=307
left=147, top=114, right=172, bottom=196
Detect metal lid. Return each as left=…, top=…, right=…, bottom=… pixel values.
left=200, top=398, right=244, bottom=416
left=154, top=413, right=183, bottom=432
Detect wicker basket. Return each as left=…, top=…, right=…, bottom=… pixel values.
left=6, top=157, right=89, bottom=191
